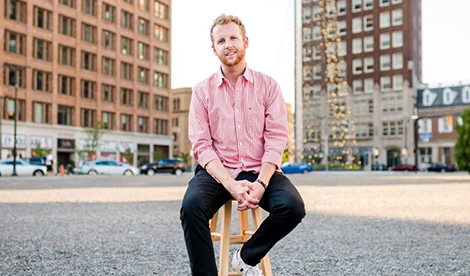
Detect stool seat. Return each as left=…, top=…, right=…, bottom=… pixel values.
left=210, top=200, right=272, bottom=276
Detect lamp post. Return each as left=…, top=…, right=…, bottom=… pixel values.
left=3, top=64, right=29, bottom=176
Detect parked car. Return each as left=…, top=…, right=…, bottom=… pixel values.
left=140, top=158, right=187, bottom=176
left=75, top=160, right=139, bottom=176
left=281, top=162, right=312, bottom=174
left=24, top=157, right=47, bottom=166
left=390, top=164, right=416, bottom=171
left=0, top=159, right=47, bottom=176
left=427, top=163, right=457, bottom=173
left=371, top=163, right=387, bottom=171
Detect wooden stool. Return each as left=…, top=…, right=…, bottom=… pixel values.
left=210, top=200, right=273, bottom=276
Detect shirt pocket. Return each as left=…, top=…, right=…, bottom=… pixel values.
left=247, top=107, right=265, bottom=138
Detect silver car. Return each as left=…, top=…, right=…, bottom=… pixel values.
left=0, top=159, right=47, bottom=176
left=76, top=159, right=139, bottom=176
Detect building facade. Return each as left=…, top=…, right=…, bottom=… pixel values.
left=417, top=83, right=470, bottom=167
left=171, top=87, right=191, bottom=158
left=299, top=0, right=422, bottom=168
left=0, top=0, right=173, bottom=169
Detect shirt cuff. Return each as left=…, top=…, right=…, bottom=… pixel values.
left=196, top=149, right=220, bottom=168
left=261, top=151, right=283, bottom=169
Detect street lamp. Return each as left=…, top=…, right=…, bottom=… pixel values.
left=3, top=64, right=30, bottom=176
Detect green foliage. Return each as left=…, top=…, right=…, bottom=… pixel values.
left=33, top=144, right=49, bottom=157
left=454, top=107, right=470, bottom=173
left=178, top=152, right=191, bottom=163
left=78, top=120, right=107, bottom=162
left=153, top=149, right=165, bottom=162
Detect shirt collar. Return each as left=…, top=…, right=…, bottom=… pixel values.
left=215, top=65, right=254, bottom=87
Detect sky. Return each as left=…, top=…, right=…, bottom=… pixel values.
left=171, top=0, right=470, bottom=106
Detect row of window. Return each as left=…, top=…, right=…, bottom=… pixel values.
left=352, top=75, right=404, bottom=93
left=5, top=0, right=169, bottom=25
left=303, top=0, right=402, bottom=19
left=2, top=100, right=169, bottom=134
left=419, top=117, right=454, bottom=134
left=352, top=52, right=403, bottom=74
left=422, top=87, right=470, bottom=106
left=3, top=64, right=169, bottom=91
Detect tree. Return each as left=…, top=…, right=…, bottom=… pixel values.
left=454, top=107, right=470, bottom=173
left=153, top=149, right=165, bottom=162
left=178, top=152, right=191, bottom=163
left=78, top=120, right=107, bottom=161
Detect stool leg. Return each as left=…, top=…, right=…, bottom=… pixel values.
left=252, top=208, right=273, bottom=276
left=219, top=201, right=232, bottom=276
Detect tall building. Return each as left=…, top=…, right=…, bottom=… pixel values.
left=0, top=0, right=173, bottom=169
left=298, top=0, right=421, bottom=168
left=172, top=87, right=191, bottom=158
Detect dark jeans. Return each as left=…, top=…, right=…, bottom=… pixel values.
left=180, top=166, right=306, bottom=276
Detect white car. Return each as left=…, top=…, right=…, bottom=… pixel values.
left=76, top=159, right=140, bottom=176
left=0, top=159, right=47, bottom=176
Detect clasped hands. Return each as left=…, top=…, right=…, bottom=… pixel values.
left=230, top=179, right=265, bottom=211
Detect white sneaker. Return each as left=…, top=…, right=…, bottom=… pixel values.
left=232, top=249, right=264, bottom=276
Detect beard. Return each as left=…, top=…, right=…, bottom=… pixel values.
left=217, top=47, right=246, bottom=67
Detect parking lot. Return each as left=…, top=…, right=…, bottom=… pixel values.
left=1, top=172, right=469, bottom=275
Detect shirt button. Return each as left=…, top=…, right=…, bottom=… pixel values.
left=238, top=125, right=241, bottom=129
left=239, top=142, right=242, bottom=146
left=236, top=109, right=239, bottom=112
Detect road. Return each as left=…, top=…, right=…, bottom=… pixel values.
left=1, top=172, right=469, bottom=275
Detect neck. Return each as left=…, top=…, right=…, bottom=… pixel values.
left=221, top=61, right=246, bottom=87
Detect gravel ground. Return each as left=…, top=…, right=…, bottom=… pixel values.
left=0, top=172, right=469, bottom=276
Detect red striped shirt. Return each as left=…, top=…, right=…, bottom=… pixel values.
left=189, top=66, right=288, bottom=179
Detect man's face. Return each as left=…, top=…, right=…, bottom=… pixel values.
left=211, top=22, right=248, bottom=67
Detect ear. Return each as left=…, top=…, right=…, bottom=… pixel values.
left=244, top=36, right=249, bottom=49
left=211, top=44, right=218, bottom=56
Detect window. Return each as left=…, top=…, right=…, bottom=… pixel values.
left=81, top=23, right=97, bottom=44
left=138, top=91, right=149, bottom=108
left=6, top=0, right=26, bottom=23
left=121, top=88, right=133, bottom=106
left=103, top=30, right=116, bottom=50
left=82, top=0, right=96, bottom=16
left=352, top=0, right=361, bottom=12
left=121, top=114, right=132, bottom=131
left=313, top=5, right=321, bottom=20
left=419, top=119, right=432, bottom=134
left=313, top=65, right=322, bottom=80
left=58, top=75, right=75, bottom=95
left=81, top=80, right=96, bottom=99
left=338, top=61, right=346, bottom=76
left=33, top=102, right=51, bottom=124
left=392, top=31, right=403, bottom=48
left=154, top=95, right=168, bottom=111
left=121, top=62, right=133, bottom=81
left=363, top=15, right=373, bottom=31
left=438, top=117, right=453, bottom=133
left=380, top=33, right=390, bottom=49
left=337, top=0, right=346, bottom=15
left=302, top=7, right=312, bottom=22
left=154, top=24, right=168, bottom=42
left=338, top=21, right=347, bottom=36
left=138, top=42, right=150, bottom=60
left=102, top=111, right=115, bottom=130
left=59, top=15, right=76, bottom=37
left=58, top=45, right=75, bottom=66
left=380, top=54, right=391, bottom=70
left=33, top=38, right=52, bottom=61
left=364, top=0, right=373, bottom=10
left=380, top=0, right=390, bottom=6
left=153, top=71, right=168, bottom=88
left=154, top=119, right=168, bottom=135
left=101, top=84, right=115, bottom=103
left=58, top=105, right=73, bottom=125
left=102, top=3, right=115, bottom=23
left=138, top=18, right=150, bottom=36
left=138, top=116, right=149, bottom=133
left=380, top=11, right=390, bottom=28
left=312, top=26, right=321, bottom=40
left=121, top=10, right=133, bottom=30
left=3, top=30, right=26, bottom=55
left=32, top=70, right=52, bottom=92
left=352, top=17, right=362, bottom=33
left=138, top=67, right=149, bottom=84
left=380, top=76, right=391, bottom=91
left=34, top=7, right=52, bottom=30
left=338, top=41, right=347, bottom=56
left=81, top=108, right=96, bottom=127
left=392, top=53, right=403, bottom=69
left=81, top=51, right=97, bottom=71
left=121, top=36, right=133, bottom=55
left=59, top=0, right=75, bottom=8
left=102, top=57, right=116, bottom=76
left=154, top=47, right=168, bottom=65
left=352, top=38, right=362, bottom=54
left=353, top=79, right=363, bottom=94
left=392, top=0, right=403, bottom=3
left=393, top=75, right=403, bottom=91
left=313, top=46, right=321, bottom=60
left=154, top=1, right=168, bottom=19
left=353, top=59, right=363, bottom=74
left=364, top=78, right=374, bottom=93
left=138, top=0, right=149, bottom=11
left=463, top=86, right=470, bottom=103
left=303, top=28, right=312, bottom=42
left=364, top=36, right=374, bottom=52
left=392, top=9, right=403, bottom=26
left=364, top=57, right=374, bottom=73
left=3, top=64, right=26, bottom=87
left=6, top=98, right=25, bottom=121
